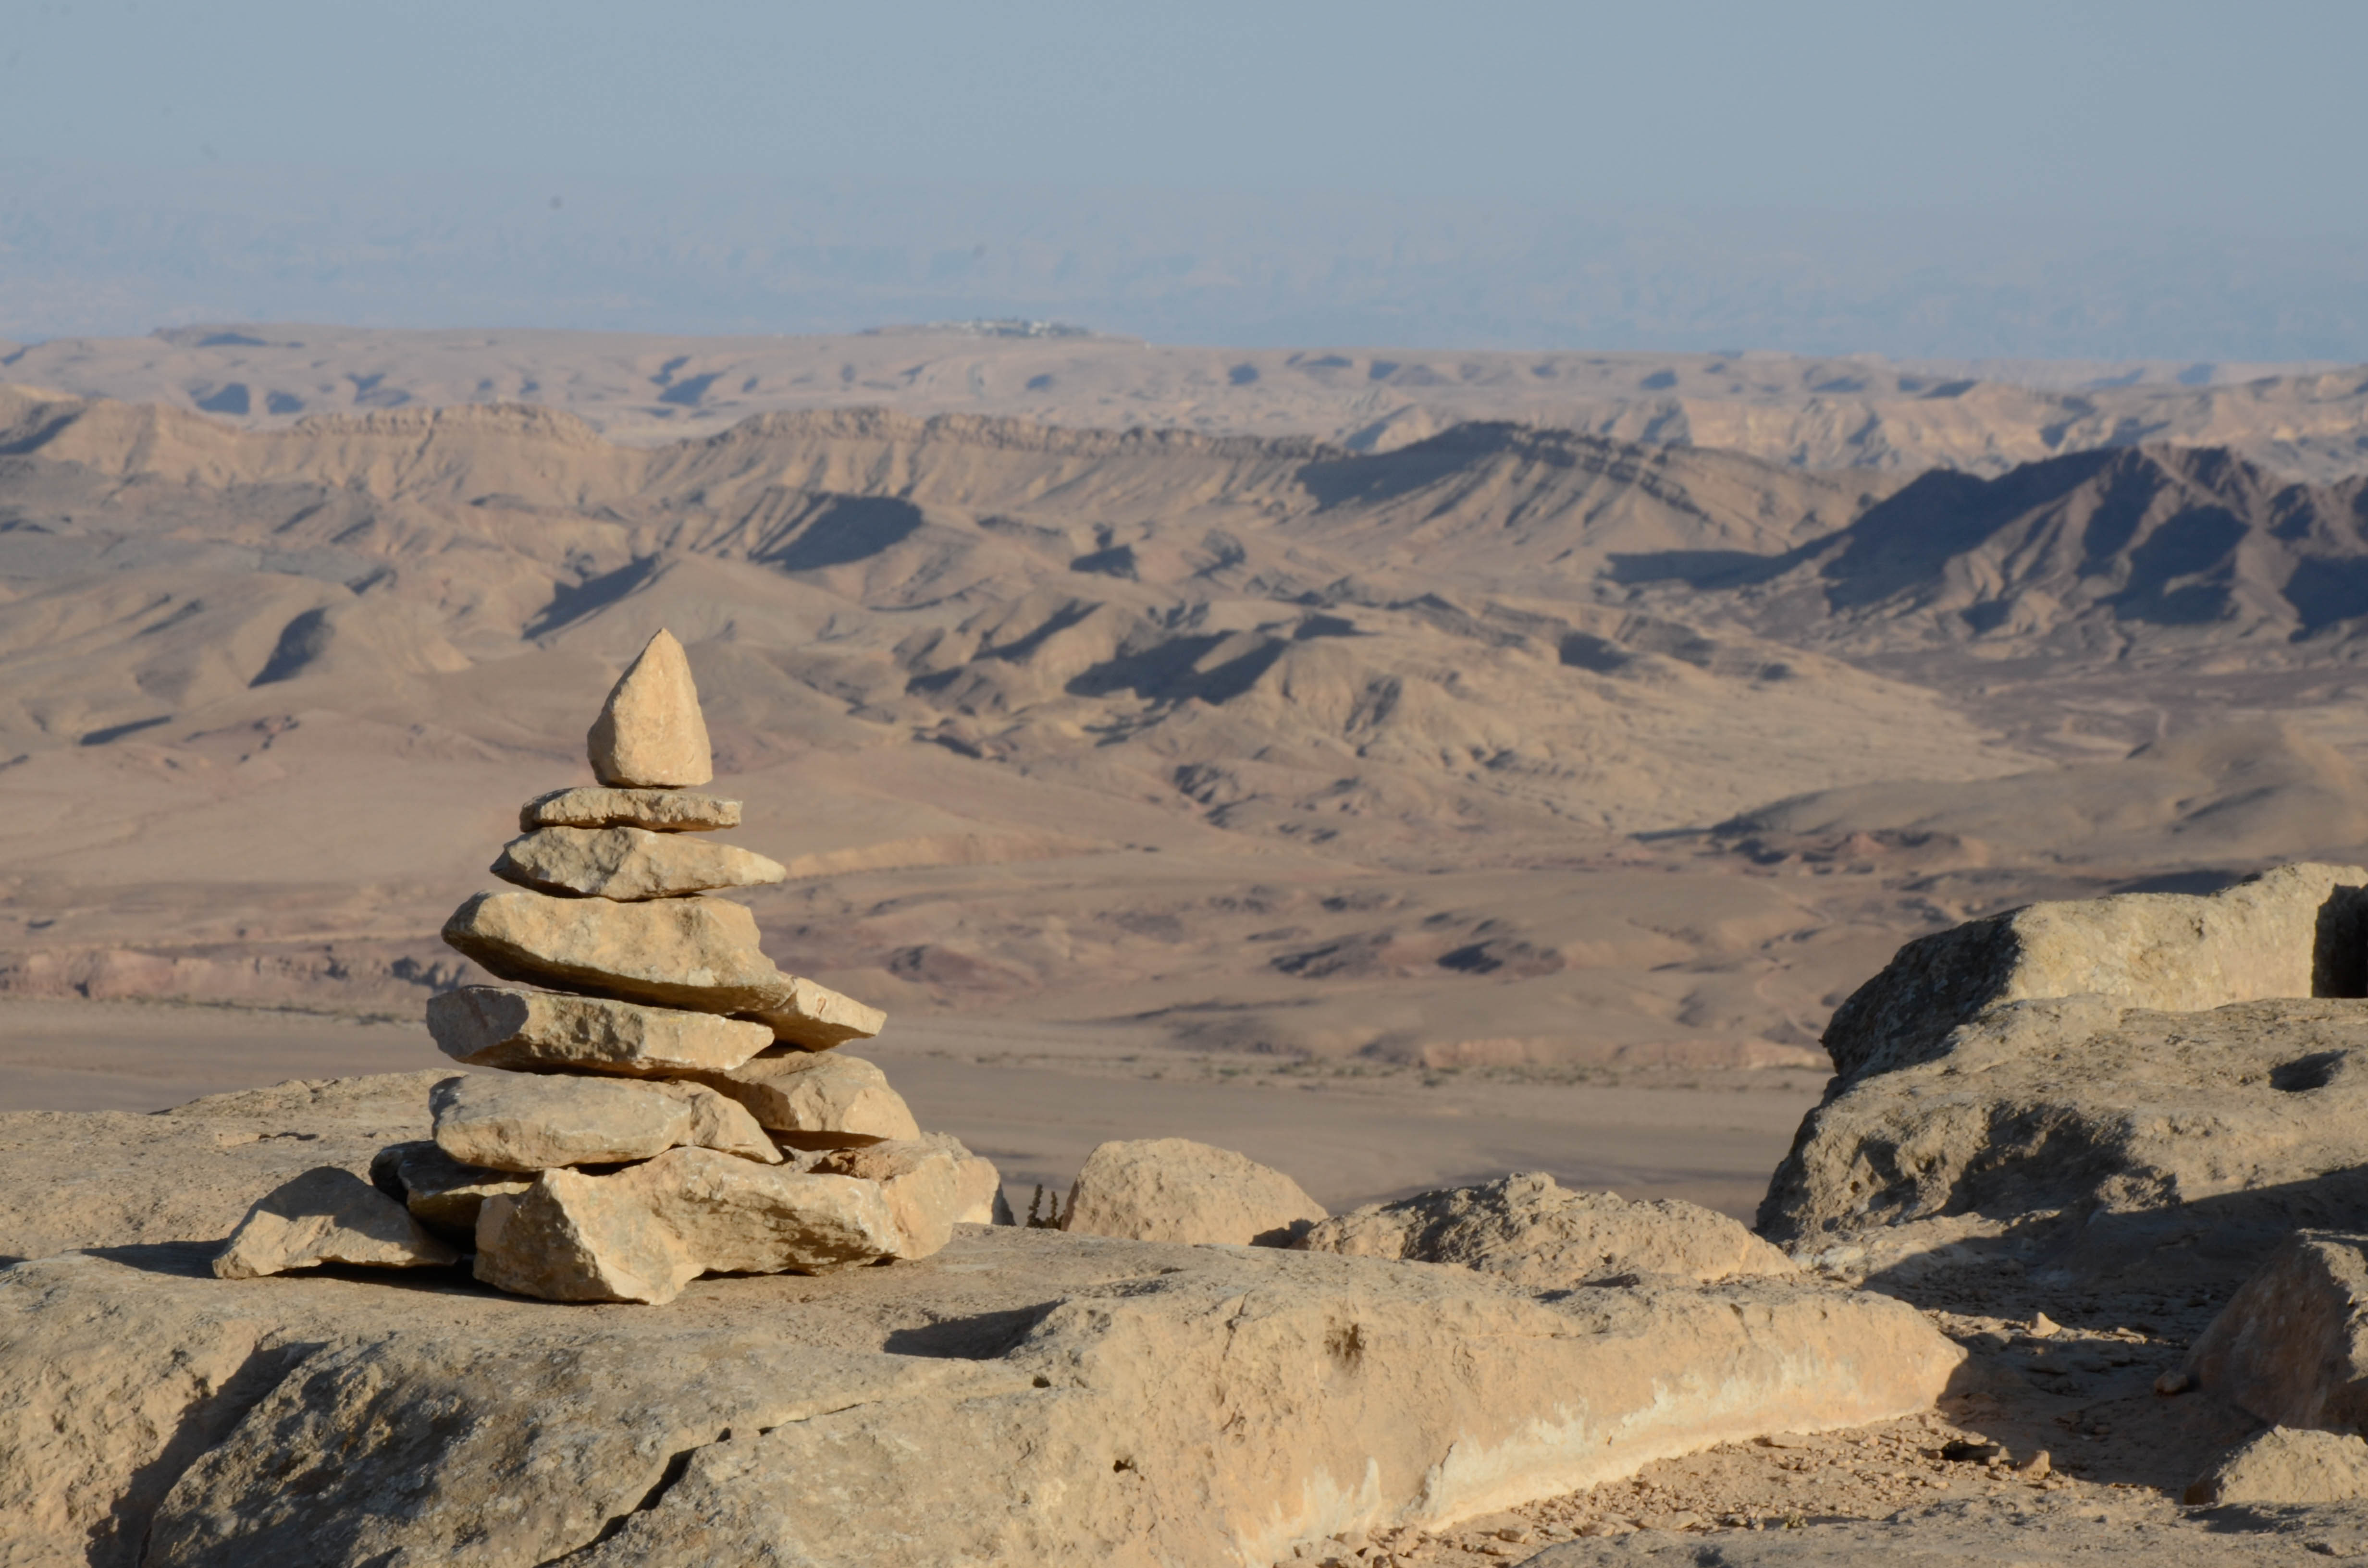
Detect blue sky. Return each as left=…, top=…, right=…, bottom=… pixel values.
left=3, top=1, right=2364, bottom=357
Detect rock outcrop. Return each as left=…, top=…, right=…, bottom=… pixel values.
left=2186, top=1230, right=2368, bottom=1431
left=1063, top=1136, right=1328, bottom=1246
left=1817, top=863, right=2368, bottom=1086
left=1762, top=995, right=2368, bottom=1262
left=1304, top=1172, right=1795, bottom=1288
left=0, top=1173, right=1965, bottom=1568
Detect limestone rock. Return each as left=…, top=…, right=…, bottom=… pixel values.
left=519, top=784, right=741, bottom=833
left=1821, top=862, right=2368, bottom=1085
left=2187, top=1230, right=2368, bottom=1430
left=5, top=1148, right=1961, bottom=1568
left=493, top=823, right=787, bottom=901
left=586, top=628, right=713, bottom=788
left=429, top=1072, right=779, bottom=1172
left=139, top=1316, right=1020, bottom=1568
left=1759, top=996, right=2368, bottom=1277
left=2184, top=1425, right=2368, bottom=1506
left=924, top=1132, right=1010, bottom=1225
left=685, top=1048, right=919, bottom=1144
left=211, top=1167, right=457, bottom=1280
left=426, top=984, right=774, bottom=1077
left=474, top=1146, right=909, bottom=1303
left=813, top=1140, right=967, bottom=1257
left=1302, top=1172, right=1794, bottom=1288
left=0, top=1071, right=447, bottom=1262
left=442, top=887, right=885, bottom=1048
left=1063, top=1136, right=1326, bottom=1246
left=367, top=1139, right=530, bottom=1237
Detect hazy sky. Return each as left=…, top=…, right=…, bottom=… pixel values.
left=3, top=1, right=2365, bottom=356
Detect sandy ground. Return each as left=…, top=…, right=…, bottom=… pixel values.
left=0, top=998, right=1826, bottom=1219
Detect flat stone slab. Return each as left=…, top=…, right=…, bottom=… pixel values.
left=442, top=887, right=885, bottom=1048
left=493, top=824, right=787, bottom=901
left=684, top=1049, right=920, bottom=1143
left=368, top=1139, right=531, bottom=1236
left=520, top=785, right=742, bottom=834
left=427, top=985, right=775, bottom=1077
left=211, top=1166, right=456, bottom=1280
left=4, top=1227, right=1961, bottom=1568
left=430, top=1072, right=779, bottom=1172
left=475, top=1145, right=917, bottom=1303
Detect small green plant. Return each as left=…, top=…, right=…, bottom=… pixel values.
left=1024, top=1185, right=1067, bottom=1229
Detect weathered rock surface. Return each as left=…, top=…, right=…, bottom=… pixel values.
left=1760, top=995, right=2368, bottom=1285
left=426, top=984, right=774, bottom=1077
left=2186, top=1426, right=2368, bottom=1507
left=685, top=1048, right=920, bottom=1143
left=925, top=1131, right=1010, bottom=1225
left=813, top=1140, right=968, bottom=1258
left=368, top=1139, right=531, bottom=1236
left=493, top=823, right=787, bottom=901
left=0, top=1072, right=448, bottom=1262
left=1303, top=1172, right=1794, bottom=1288
left=1064, top=1135, right=1327, bottom=1246
left=1820, top=863, right=2368, bottom=1085
left=429, top=1071, right=779, bottom=1172
left=586, top=627, right=713, bottom=788
left=2187, top=1231, right=2368, bottom=1431
left=210, top=1166, right=457, bottom=1280
left=520, top=784, right=741, bottom=833
left=1517, top=1498, right=2360, bottom=1565
left=474, top=1147, right=914, bottom=1303
left=442, top=887, right=886, bottom=1048
left=1, top=1222, right=1962, bottom=1568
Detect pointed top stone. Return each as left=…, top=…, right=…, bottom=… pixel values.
left=587, top=629, right=713, bottom=788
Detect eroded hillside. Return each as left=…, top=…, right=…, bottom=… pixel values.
left=5, top=387, right=2367, bottom=1069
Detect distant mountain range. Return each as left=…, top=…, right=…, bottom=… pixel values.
left=7, top=324, right=2368, bottom=481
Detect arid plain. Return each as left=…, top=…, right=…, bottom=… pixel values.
left=6, top=329, right=2368, bottom=1219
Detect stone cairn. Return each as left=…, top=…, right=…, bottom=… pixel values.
left=366, top=628, right=1002, bottom=1304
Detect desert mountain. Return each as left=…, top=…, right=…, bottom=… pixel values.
left=5, top=386, right=2367, bottom=1071
left=8, top=324, right=2367, bottom=480
left=1620, top=445, right=2368, bottom=662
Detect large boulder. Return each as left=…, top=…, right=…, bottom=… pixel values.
left=2186, top=1231, right=2368, bottom=1431
left=586, top=627, right=713, bottom=788
left=1820, top=862, right=2368, bottom=1085
left=442, top=887, right=885, bottom=1047
left=1303, top=1172, right=1793, bottom=1288
left=426, top=985, right=776, bottom=1077
left=492, top=824, right=786, bottom=901
left=1063, top=1137, right=1326, bottom=1246
left=1759, top=995, right=2368, bottom=1285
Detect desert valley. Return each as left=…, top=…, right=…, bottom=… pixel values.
left=10, top=326, right=2368, bottom=1565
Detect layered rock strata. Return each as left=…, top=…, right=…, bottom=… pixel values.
left=214, top=627, right=982, bottom=1302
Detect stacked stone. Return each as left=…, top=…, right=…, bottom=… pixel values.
left=372, top=628, right=1001, bottom=1305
